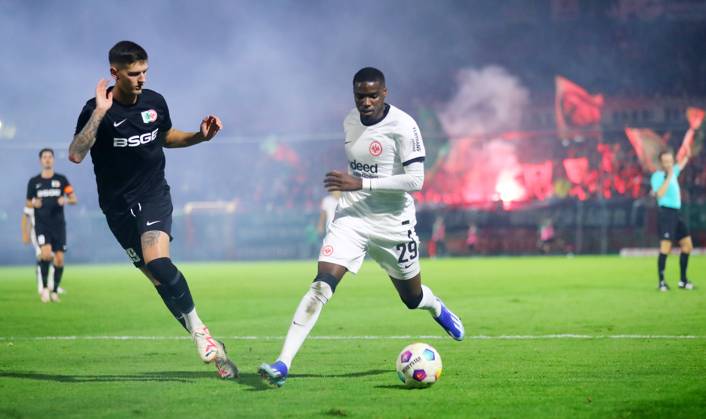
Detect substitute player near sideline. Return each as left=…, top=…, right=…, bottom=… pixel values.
left=651, top=149, right=695, bottom=291
left=260, top=67, right=464, bottom=387
left=23, top=148, right=76, bottom=303
left=68, top=41, right=237, bottom=379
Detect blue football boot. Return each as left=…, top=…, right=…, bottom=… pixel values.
left=433, top=298, right=465, bottom=341
left=258, top=360, right=289, bottom=387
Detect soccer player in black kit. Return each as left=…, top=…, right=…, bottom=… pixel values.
left=68, top=41, right=237, bottom=379
left=24, top=148, right=76, bottom=303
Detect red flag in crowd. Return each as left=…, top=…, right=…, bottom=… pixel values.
left=624, top=128, right=667, bottom=173
left=563, top=157, right=589, bottom=184
left=261, top=138, right=300, bottom=166
left=677, top=106, right=705, bottom=161
left=686, top=107, right=705, bottom=130
left=555, top=76, right=604, bottom=140
left=562, top=157, right=591, bottom=200
left=522, top=161, right=553, bottom=200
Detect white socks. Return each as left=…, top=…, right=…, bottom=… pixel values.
left=417, top=285, right=442, bottom=317
left=278, top=281, right=333, bottom=368
left=184, top=307, right=206, bottom=333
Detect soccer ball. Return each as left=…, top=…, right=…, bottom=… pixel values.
left=395, top=342, right=442, bottom=388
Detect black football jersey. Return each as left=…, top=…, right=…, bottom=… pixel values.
left=26, top=173, right=72, bottom=226
left=74, top=88, right=172, bottom=212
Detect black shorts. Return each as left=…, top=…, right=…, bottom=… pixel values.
left=657, top=207, right=690, bottom=242
left=34, top=222, right=67, bottom=253
left=105, top=190, right=173, bottom=267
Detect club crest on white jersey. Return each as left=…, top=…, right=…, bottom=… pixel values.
left=339, top=104, right=426, bottom=221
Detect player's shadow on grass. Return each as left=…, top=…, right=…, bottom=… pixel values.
left=293, top=369, right=388, bottom=379
left=374, top=384, right=426, bottom=391
left=1, top=369, right=390, bottom=390
left=237, top=369, right=390, bottom=392
left=0, top=370, right=217, bottom=383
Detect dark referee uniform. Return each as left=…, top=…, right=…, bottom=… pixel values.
left=74, top=88, right=173, bottom=266
left=26, top=174, right=73, bottom=252
left=650, top=164, right=689, bottom=242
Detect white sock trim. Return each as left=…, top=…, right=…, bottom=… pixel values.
left=278, top=281, right=333, bottom=368
left=184, top=308, right=205, bottom=333
left=418, top=285, right=442, bottom=317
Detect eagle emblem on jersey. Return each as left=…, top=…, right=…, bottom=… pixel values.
left=141, top=109, right=158, bottom=124
left=321, top=245, right=334, bottom=257
left=369, top=140, right=383, bottom=157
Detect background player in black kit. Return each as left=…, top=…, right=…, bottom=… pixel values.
left=68, top=41, right=237, bottom=379
left=24, top=148, right=76, bottom=303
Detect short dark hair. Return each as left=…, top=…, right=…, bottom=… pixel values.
left=353, top=67, right=385, bottom=86
left=109, top=41, right=148, bottom=66
left=38, top=148, right=54, bottom=158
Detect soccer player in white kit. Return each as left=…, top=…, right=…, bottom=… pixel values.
left=260, top=67, right=464, bottom=387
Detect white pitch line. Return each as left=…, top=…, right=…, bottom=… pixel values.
left=0, top=334, right=703, bottom=341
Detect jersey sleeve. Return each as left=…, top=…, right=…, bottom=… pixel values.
left=74, top=102, right=95, bottom=135
left=397, top=117, right=426, bottom=166
left=160, top=95, right=173, bottom=133
left=26, top=179, right=34, bottom=200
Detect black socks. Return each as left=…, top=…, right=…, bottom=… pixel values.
left=658, top=253, right=667, bottom=283
left=680, top=253, right=689, bottom=282
left=39, top=260, right=50, bottom=288
left=53, top=265, right=64, bottom=292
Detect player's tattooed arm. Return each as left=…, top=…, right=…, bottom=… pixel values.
left=162, top=115, right=223, bottom=148
left=69, top=80, right=113, bottom=163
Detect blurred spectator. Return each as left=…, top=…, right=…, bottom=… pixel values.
left=430, top=215, right=447, bottom=258
left=538, top=218, right=556, bottom=254
left=465, top=223, right=478, bottom=255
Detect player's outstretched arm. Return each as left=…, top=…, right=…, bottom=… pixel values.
left=163, top=115, right=222, bottom=148
left=677, top=128, right=693, bottom=170
left=69, top=79, right=112, bottom=163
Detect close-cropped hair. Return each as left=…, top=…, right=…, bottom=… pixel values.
left=38, top=148, right=54, bottom=158
left=353, top=67, right=385, bottom=86
left=109, top=40, right=148, bottom=66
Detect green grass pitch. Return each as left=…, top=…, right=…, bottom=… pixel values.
left=1, top=256, right=705, bottom=418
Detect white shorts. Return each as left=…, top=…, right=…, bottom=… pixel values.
left=318, top=214, right=421, bottom=280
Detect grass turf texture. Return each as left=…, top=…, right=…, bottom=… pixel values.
left=0, top=256, right=705, bottom=418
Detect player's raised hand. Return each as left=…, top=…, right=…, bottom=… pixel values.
left=200, top=115, right=222, bottom=141
left=324, top=171, right=363, bottom=191
left=95, top=79, right=113, bottom=113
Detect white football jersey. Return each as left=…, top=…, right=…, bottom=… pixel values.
left=337, top=104, right=425, bottom=223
